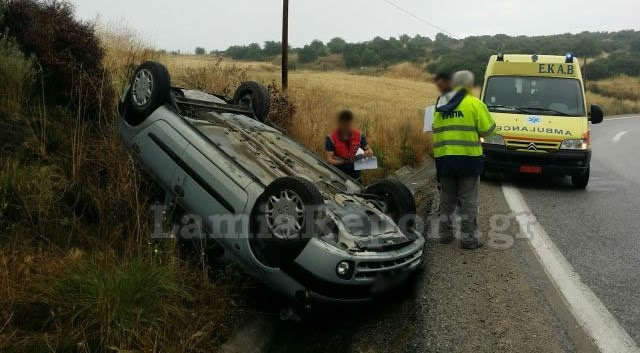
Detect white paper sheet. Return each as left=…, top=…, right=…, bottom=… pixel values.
left=423, top=105, right=435, bottom=132
left=355, top=157, right=378, bottom=171
left=354, top=148, right=378, bottom=171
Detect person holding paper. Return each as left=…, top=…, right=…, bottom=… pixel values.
left=434, top=70, right=496, bottom=250
left=325, top=110, right=374, bottom=181
left=434, top=72, right=454, bottom=97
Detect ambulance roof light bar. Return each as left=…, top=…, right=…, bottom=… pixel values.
left=565, top=52, right=575, bottom=63
left=497, top=53, right=504, bottom=62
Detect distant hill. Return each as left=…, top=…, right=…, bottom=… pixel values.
left=218, top=31, right=640, bottom=82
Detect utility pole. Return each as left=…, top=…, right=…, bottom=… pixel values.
left=282, top=0, right=289, bottom=91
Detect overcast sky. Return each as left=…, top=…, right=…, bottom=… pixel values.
left=70, top=0, right=638, bottom=52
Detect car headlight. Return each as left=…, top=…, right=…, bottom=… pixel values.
left=336, top=260, right=355, bottom=279
left=560, top=139, right=589, bottom=150
left=481, top=134, right=505, bottom=145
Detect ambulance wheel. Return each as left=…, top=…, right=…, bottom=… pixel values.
left=233, top=81, right=270, bottom=122
left=365, top=178, right=416, bottom=233
left=124, top=61, right=171, bottom=126
left=571, top=168, right=590, bottom=189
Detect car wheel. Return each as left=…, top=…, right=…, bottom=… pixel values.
left=233, top=81, right=270, bottom=122
left=571, top=168, right=590, bottom=189
left=124, top=61, right=171, bottom=126
left=250, top=176, right=325, bottom=268
left=365, top=178, right=417, bottom=233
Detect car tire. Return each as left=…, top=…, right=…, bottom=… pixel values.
left=571, top=168, right=590, bottom=189
left=124, top=61, right=171, bottom=126
left=250, top=176, right=325, bottom=268
left=365, top=178, right=417, bottom=233
left=233, top=81, right=270, bottom=122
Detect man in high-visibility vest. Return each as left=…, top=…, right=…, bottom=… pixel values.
left=433, top=70, right=496, bottom=249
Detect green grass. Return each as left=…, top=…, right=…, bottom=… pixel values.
left=49, top=257, right=191, bottom=348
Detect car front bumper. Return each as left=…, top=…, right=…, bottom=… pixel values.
left=483, top=144, right=591, bottom=176
left=282, top=231, right=425, bottom=304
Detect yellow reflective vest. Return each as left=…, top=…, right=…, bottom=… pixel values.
left=433, top=90, right=496, bottom=158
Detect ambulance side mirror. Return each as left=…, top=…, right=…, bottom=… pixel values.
left=590, top=105, right=604, bottom=124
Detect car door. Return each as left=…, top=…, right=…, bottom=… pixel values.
left=173, top=144, right=249, bottom=236
left=131, top=120, right=189, bottom=192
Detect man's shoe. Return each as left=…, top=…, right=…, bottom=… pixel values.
left=461, top=241, right=484, bottom=250
left=440, top=236, right=455, bottom=244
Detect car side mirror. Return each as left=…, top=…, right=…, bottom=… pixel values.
left=589, top=104, right=604, bottom=124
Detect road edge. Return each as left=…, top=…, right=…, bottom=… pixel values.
left=502, top=183, right=640, bottom=353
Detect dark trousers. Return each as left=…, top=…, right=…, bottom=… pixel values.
left=439, top=176, right=480, bottom=244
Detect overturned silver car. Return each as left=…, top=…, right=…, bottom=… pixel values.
left=119, top=61, right=425, bottom=304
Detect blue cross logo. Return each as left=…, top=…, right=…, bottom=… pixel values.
left=527, top=116, right=541, bottom=124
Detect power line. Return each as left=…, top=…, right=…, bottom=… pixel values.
left=381, top=0, right=460, bottom=39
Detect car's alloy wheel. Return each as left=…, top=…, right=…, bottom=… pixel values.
left=123, top=61, right=171, bottom=126
left=265, top=189, right=306, bottom=240
left=250, top=176, right=325, bottom=268
left=132, top=69, right=154, bottom=107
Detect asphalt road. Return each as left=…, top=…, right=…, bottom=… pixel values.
left=511, top=115, right=640, bottom=346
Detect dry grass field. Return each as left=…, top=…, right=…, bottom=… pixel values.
left=586, top=75, right=640, bottom=115
left=152, top=54, right=438, bottom=178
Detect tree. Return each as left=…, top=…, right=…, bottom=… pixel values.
left=263, top=41, right=282, bottom=57
left=298, top=40, right=327, bottom=63
left=195, top=47, right=206, bottom=55
left=630, top=38, right=640, bottom=53
left=327, top=37, right=347, bottom=54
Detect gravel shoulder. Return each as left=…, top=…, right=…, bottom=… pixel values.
left=414, top=178, right=583, bottom=352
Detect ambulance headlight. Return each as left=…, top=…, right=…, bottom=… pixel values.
left=560, top=139, right=588, bottom=150
left=481, top=134, right=505, bottom=146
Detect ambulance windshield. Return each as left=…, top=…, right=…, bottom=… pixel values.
left=484, top=76, right=585, bottom=117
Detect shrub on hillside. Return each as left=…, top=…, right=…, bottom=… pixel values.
left=586, top=54, right=640, bottom=80
left=0, top=0, right=112, bottom=121
left=266, top=81, right=295, bottom=133
left=0, top=32, right=34, bottom=119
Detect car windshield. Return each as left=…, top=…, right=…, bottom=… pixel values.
left=483, top=76, right=586, bottom=117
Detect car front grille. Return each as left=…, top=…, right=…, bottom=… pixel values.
left=353, top=249, right=423, bottom=280
left=506, top=139, right=560, bottom=152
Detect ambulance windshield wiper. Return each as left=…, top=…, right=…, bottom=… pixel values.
left=519, top=107, right=573, bottom=117
left=486, top=104, right=529, bottom=114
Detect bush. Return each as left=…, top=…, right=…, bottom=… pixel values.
left=0, top=32, right=34, bottom=119
left=266, top=80, right=295, bottom=133
left=586, top=54, right=640, bottom=80
left=50, top=257, right=190, bottom=348
left=0, top=0, right=112, bottom=121
left=195, top=46, right=205, bottom=55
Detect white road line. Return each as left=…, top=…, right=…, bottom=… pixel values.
left=502, top=184, right=640, bottom=353
left=607, top=116, right=640, bottom=121
left=613, top=131, right=629, bottom=143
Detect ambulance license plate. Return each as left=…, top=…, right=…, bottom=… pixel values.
left=520, top=165, right=542, bottom=174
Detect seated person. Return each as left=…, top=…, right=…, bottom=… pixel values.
left=324, top=110, right=373, bottom=181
